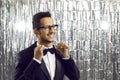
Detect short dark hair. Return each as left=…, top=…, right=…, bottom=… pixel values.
left=32, top=12, right=51, bottom=29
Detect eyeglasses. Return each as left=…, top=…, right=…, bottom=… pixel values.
left=37, top=24, right=58, bottom=31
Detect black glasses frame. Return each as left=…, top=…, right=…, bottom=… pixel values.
left=37, top=24, right=58, bottom=30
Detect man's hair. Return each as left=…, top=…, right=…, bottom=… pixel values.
left=32, top=12, right=51, bottom=29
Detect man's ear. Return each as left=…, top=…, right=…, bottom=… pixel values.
left=33, top=28, right=40, bottom=36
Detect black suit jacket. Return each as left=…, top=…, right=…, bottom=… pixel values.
left=14, top=42, right=80, bottom=80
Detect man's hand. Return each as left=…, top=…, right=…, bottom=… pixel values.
left=56, top=42, right=69, bottom=58
left=34, top=45, right=45, bottom=61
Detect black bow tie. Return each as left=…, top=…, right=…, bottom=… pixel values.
left=43, top=46, right=56, bottom=55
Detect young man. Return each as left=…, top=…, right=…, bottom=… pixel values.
left=14, top=12, right=80, bottom=80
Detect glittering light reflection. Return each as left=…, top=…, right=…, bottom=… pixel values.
left=14, top=20, right=32, bottom=32
left=14, top=21, right=26, bottom=32
left=100, top=21, right=110, bottom=31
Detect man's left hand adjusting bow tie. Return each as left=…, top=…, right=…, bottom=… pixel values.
left=43, top=46, right=56, bottom=55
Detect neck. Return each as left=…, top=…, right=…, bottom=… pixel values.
left=38, top=40, right=52, bottom=47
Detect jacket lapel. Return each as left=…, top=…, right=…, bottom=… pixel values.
left=54, top=50, right=64, bottom=80
left=41, top=59, right=51, bottom=80
left=54, top=58, right=61, bottom=80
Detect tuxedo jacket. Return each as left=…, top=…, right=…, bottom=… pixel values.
left=14, top=42, right=80, bottom=80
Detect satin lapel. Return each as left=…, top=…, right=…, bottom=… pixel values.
left=54, top=51, right=63, bottom=80
left=41, top=59, right=51, bottom=80
left=54, top=58, right=61, bottom=80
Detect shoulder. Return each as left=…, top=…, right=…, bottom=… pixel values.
left=18, top=42, right=37, bottom=60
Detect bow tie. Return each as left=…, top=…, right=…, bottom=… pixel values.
left=43, top=46, right=56, bottom=55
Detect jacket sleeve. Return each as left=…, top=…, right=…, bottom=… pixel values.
left=14, top=51, right=40, bottom=80
left=62, top=56, right=80, bottom=80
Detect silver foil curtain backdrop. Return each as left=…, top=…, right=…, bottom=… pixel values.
left=0, top=0, right=120, bottom=80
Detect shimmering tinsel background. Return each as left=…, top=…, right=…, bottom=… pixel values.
left=0, top=0, right=120, bottom=80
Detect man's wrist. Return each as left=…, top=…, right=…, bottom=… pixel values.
left=62, top=55, right=70, bottom=60
left=33, top=58, right=41, bottom=64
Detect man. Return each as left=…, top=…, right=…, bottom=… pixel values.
left=14, top=12, right=80, bottom=80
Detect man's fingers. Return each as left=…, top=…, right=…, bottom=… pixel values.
left=56, top=42, right=69, bottom=49
left=34, top=45, right=45, bottom=61
left=35, top=45, right=45, bottom=54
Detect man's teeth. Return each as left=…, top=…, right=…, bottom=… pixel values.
left=48, top=34, right=54, bottom=37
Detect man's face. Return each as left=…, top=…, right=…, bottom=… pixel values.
left=38, top=17, right=57, bottom=43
